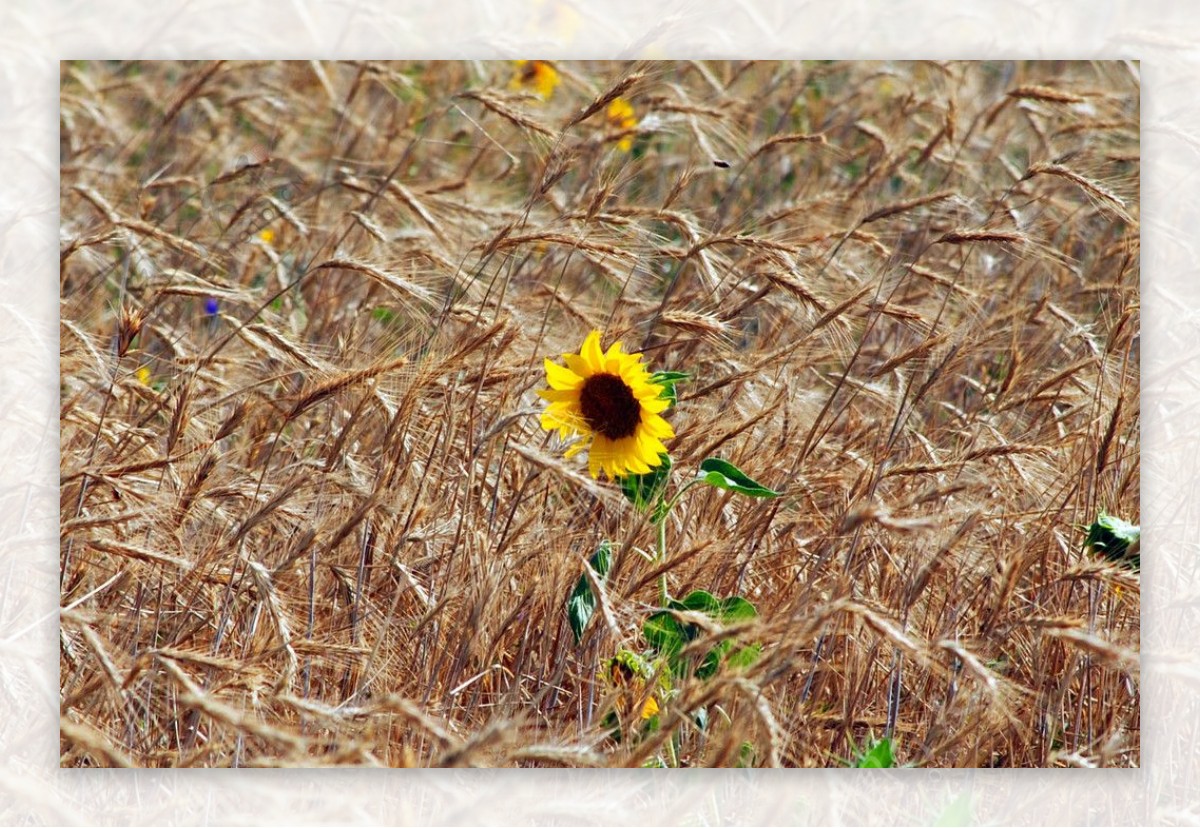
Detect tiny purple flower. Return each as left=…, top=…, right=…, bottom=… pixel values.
left=204, top=297, right=219, bottom=316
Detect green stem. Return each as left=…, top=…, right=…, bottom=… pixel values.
left=664, top=728, right=680, bottom=768
left=657, top=515, right=669, bottom=606
left=654, top=478, right=702, bottom=607
left=662, top=478, right=703, bottom=516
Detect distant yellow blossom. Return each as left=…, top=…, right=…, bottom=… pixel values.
left=603, top=653, right=662, bottom=724
left=135, top=366, right=151, bottom=386
left=258, top=228, right=275, bottom=245
left=510, top=60, right=560, bottom=101
left=606, top=97, right=637, bottom=152
left=640, top=695, right=659, bottom=719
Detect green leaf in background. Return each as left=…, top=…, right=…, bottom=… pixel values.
left=649, top=371, right=689, bottom=408
left=723, top=642, right=762, bottom=671
left=567, top=541, right=613, bottom=644
left=697, top=457, right=781, bottom=498
left=1085, top=511, right=1140, bottom=570
left=644, top=590, right=761, bottom=679
left=854, top=736, right=896, bottom=768
left=619, top=453, right=672, bottom=520
left=674, top=589, right=721, bottom=615
left=371, top=307, right=396, bottom=325
left=643, top=610, right=688, bottom=662
left=694, top=595, right=760, bottom=679
left=715, top=595, right=758, bottom=622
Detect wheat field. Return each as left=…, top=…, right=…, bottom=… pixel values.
left=59, top=60, right=1139, bottom=769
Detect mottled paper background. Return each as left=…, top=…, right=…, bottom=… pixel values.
left=5, top=0, right=1196, bottom=824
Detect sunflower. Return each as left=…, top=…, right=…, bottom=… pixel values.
left=539, top=330, right=674, bottom=479
left=605, top=97, right=638, bottom=152
left=510, top=60, right=560, bottom=100
left=603, top=652, right=662, bottom=723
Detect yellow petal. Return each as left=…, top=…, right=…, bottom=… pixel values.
left=617, top=439, right=651, bottom=474
left=604, top=340, right=632, bottom=374
left=543, top=401, right=573, bottom=418
left=544, top=358, right=583, bottom=390
left=640, top=413, right=674, bottom=439
left=640, top=396, right=670, bottom=415
left=608, top=456, right=624, bottom=478
left=563, top=352, right=593, bottom=378
left=627, top=457, right=651, bottom=475
left=581, top=330, right=605, bottom=374
left=638, top=439, right=668, bottom=469
left=590, top=435, right=620, bottom=478
left=543, top=404, right=584, bottom=433
left=538, top=388, right=580, bottom=403
left=641, top=696, right=659, bottom=719
left=632, top=380, right=663, bottom=400
left=636, top=429, right=669, bottom=460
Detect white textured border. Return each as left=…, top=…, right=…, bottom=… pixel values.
left=4, top=1, right=1193, bottom=824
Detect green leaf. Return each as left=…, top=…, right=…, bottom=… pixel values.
left=601, top=708, right=622, bottom=742
left=724, top=642, right=762, bottom=671
left=648, top=591, right=761, bottom=679
left=619, top=453, right=672, bottom=518
left=697, top=458, right=781, bottom=498
left=717, top=595, right=758, bottom=623
left=854, top=737, right=896, bottom=768
left=695, top=599, right=760, bottom=680
left=643, top=611, right=687, bottom=661
left=566, top=541, right=613, bottom=644
left=673, top=589, right=721, bottom=616
left=649, top=371, right=689, bottom=408
left=696, top=645, right=728, bottom=680
left=1085, top=511, right=1140, bottom=570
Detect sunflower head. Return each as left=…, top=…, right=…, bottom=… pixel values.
left=606, top=97, right=638, bottom=152
left=603, top=652, right=663, bottom=724
left=538, top=330, right=674, bottom=480
left=510, top=60, right=561, bottom=100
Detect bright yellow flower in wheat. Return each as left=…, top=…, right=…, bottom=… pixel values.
left=510, top=60, right=560, bottom=100
left=606, top=97, right=638, bottom=152
left=539, top=330, right=674, bottom=479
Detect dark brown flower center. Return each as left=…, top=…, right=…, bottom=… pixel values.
left=579, top=373, right=641, bottom=439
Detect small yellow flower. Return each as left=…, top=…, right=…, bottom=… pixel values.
left=258, top=227, right=275, bottom=245
left=510, top=60, right=560, bottom=101
left=604, top=654, right=662, bottom=723
left=538, top=330, right=674, bottom=479
left=640, top=695, right=660, bottom=720
left=606, top=97, right=638, bottom=152
left=135, top=366, right=151, bottom=386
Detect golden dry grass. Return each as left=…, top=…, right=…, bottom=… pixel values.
left=59, top=59, right=1139, bottom=768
